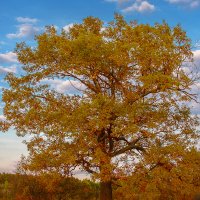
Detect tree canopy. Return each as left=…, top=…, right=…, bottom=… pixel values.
left=0, top=14, right=199, bottom=200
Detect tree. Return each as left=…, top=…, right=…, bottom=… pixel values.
left=114, top=146, right=200, bottom=199
left=0, top=14, right=199, bottom=200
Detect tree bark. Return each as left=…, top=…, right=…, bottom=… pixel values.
left=100, top=180, right=112, bottom=200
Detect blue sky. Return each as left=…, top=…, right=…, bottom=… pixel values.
left=0, top=0, right=200, bottom=172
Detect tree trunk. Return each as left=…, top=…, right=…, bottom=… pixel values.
left=100, top=180, right=112, bottom=200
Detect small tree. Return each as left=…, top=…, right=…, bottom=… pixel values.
left=0, top=14, right=199, bottom=200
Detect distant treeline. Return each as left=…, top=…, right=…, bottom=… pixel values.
left=1, top=169, right=200, bottom=200
left=0, top=173, right=99, bottom=200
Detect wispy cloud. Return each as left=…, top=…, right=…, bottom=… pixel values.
left=16, top=17, right=38, bottom=24
left=7, top=24, right=40, bottom=39
left=105, top=0, right=155, bottom=13
left=106, top=0, right=200, bottom=11
left=7, top=16, right=40, bottom=39
left=166, top=0, right=200, bottom=8
left=0, top=115, right=6, bottom=121
left=0, top=65, right=17, bottom=74
left=193, top=49, right=200, bottom=66
left=122, top=0, right=155, bottom=12
left=0, top=52, right=17, bottom=63
left=183, top=49, right=200, bottom=74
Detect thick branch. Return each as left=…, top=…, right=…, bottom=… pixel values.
left=112, top=136, right=130, bottom=144
left=127, top=86, right=161, bottom=105
left=111, top=142, right=144, bottom=157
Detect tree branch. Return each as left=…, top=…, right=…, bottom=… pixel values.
left=56, top=72, right=100, bottom=93
left=111, top=136, right=130, bottom=144
left=77, top=158, right=97, bottom=174
left=111, top=142, right=144, bottom=157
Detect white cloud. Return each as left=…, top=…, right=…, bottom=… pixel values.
left=0, top=115, right=6, bottom=121
left=182, top=50, right=200, bottom=75
left=106, top=0, right=200, bottom=10
left=166, top=0, right=200, bottom=8
left=16, top=17, right=38, bottom=24
left=0, top=52, right=17, bottom=63
left=190, top=0, right=199, bottom=7
left=194, top=40, right=200, bottom=49
left=63, top=23, right=74, bottom=32
left=7, top=16, right=40, bottom=39
left=105, top=0, right=155, bottom=12
left=122, top=0, right=155, bottom=13
left=0, top=65, right=17, bottom=74
left=182, top=50, right=200, bottom=67
left=7, top=24, right=40, bottom=39
left=193, top=49, right=200, bottom=66
left=190, top=100, right=200, bottom=114
left=42, top=79, right=85, bottom=94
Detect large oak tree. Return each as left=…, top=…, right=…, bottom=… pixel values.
left=0, top=15, right=199, bottom=200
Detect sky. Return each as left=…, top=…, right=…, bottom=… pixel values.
left=0, top=0, right=200, bottom=173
